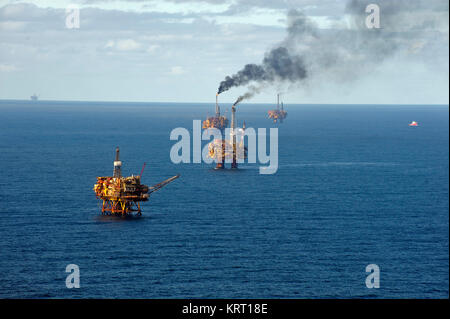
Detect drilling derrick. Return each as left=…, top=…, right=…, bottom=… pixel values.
left=113, top=147, right=122, bottom=178
left=93, top=147, right=180, bottom=216
left=203, top=94, right=228, bottom=169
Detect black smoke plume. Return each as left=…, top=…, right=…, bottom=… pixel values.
left=218, top=47, right=307, bottom=95
left=217, top=0, right=448, bottom=103
left=233, top=92, right=252, bottom=106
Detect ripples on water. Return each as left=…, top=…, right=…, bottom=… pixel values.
left=0, top=101, right=448, bottom=298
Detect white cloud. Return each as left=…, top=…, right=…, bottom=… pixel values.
left=0, top=2, right=27, bottom=16
left=116, top=39, right=141, bottom=51
left=0, top=0, right=230, bottom=15
left=105, top=40, right=115, bottom=48
left=146, top=44, right=161, bottom=53
left=105, top=39, right=142, bottom=51
left=0, top=0, right=447, bottom=103
left=0, top=21, right=27, bottom=31
left=169, top=66, right=185, bottom=75
left=0, top=64, right=18, bottom=72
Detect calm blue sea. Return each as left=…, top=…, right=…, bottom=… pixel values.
left=0, top=100, right=448, bottom=298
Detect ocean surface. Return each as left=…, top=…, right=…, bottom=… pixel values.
left=0, top=100, right=448, bottom=298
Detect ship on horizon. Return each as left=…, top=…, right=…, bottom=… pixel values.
left=30, top=94, right=38, bottom=101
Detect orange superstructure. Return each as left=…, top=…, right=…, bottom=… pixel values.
left=202, top=94, right=229, bottom=130
left=203, top=94, right=229, bottom=169
left=93, top=147, right=179, bottom=216
left=268, top=94, right=287, bottom=123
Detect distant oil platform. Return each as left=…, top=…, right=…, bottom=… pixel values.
left=203, top=94, right=247, bottom=169
left=93, top=147, right=179, bottom=216
left=268, top=93, right=287, bottom=123
left=202, top=94, right=229, bottom=132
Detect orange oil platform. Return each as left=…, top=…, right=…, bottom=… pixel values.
left=93, top=147, right=179, bottom=216
left=268, top=93, right=287, bottom=123
left=202, top=94, right=229, bottom=131
left=207, top=100, right=247, bottom=169
left=203, top=94, right=229, bottom=169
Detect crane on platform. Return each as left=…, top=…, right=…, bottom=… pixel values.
left=93, top=148, right=180, bottom=216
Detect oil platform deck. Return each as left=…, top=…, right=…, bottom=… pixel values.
left=93, top=147, right=179, bottom=216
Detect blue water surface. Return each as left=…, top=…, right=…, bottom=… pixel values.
left=0, top=100, right=448, bottom=298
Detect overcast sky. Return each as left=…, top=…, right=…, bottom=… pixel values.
left=0, top=0, right=448, bottom=104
